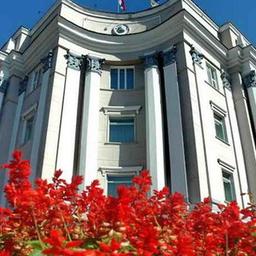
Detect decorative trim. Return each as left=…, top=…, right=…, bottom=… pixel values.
left=217, top=159, right=235, bottom=172
left=101, top=105, right=142, bottom=116
left=99, top=166, right=143, bottom=177
left=221, top=70, right=231, bottom=90
left=41, top=50, right=54, bottom=73
left=210, top=101, right=226, bottom=117
left=65, top=52, right=82, bottom=71
left=19, top=76, right=28, bottom=95
left=22, top=103, right=38, bottom=120
left=143, top=54, right=158, bottom=69
left=243, top=70, right=256, bottom=88
left=189, top=46, right=204, bottom=65
left=85, top=55, right=105, bottom=74
left=112, top=24, right=129, bottom=35
left=162, top=45, right=177, bottom=66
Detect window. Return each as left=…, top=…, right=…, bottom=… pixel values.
left=110, top=68, right=134, bottom=89
left=109, top=117, right=135, bottom=143
left=107, top=175, right=133, bottom=197
left=222, top=171, right=236, bottom=202
left=214, top=113, right=228, bottom=142
left=206, top=63, right=219, bottom=89
left=24, top=115, right=34, bottom=143
left=31, top=68, right=42, bottom=91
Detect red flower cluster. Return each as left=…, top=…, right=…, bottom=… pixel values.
left=0, top=151, right=256, bottom=255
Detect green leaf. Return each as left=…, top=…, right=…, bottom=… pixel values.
left=26, top=240, right=43, bottom=250
left=83, top=238, right=98, bottom=249
left=30, top=248, right=43, bottom=256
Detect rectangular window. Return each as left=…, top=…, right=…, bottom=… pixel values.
left=107, top=175, right=133, bottom=197
left=206, top=63, right=219, bottom=89
left=31, top=68, right=42, bottom=91
left=109, top=117, right=135, bottom=143
left=222, top=171, right=236, bottom=202
left=24, top=115, right=34, bottom=143
left=110, top=68, right=134, bottom=89
left=214, top=113, right=228, bottom=142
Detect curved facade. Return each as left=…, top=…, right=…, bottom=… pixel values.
left=1, top=0, right=256, bottom=206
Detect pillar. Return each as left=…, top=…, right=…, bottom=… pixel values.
left=144, top=54, right=165, bottom=192
left=162, top=46, right=188, bottom=198
left=79, top=56, right=104, bottom=187
left=30, top=51, right=54, bottom=181
left=231, top=71, right=256, bottom=199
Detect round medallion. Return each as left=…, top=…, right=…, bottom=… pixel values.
left=112, top=24, right=129, bottom=35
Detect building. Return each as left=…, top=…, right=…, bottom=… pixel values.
left=0, top=0, right=256, bottom=207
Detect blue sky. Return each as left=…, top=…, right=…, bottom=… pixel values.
left=0, top=0, right=255, bottom=47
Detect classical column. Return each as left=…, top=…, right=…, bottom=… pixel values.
left=55, top=52, right=82, bottom=182
left=221, top=71, right=250, bottom=206
left=162, top=47, right=188, bottom=198
left=144, top=53, right=165, bottom=192
left=79, top=56, right=104, bottom=187
left=0, top=81, right=8, bottom=114
left=231, top=71, right=256, bottom=199
left=30, top=51, right=53, bottom=181
left=0, top=77, right=27, bottom=204
left=243, top=70, right=256, bottom=134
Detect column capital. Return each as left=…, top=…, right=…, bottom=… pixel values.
left=221, top=70, right=231, bottom=90
left=243, top=70, right=256, bottom=88
left=189, top=46, right=204, bottom=65
left=162, top=46, right=177, bottom=66
left=85, top=55, right=105, bottom=74
left=19, top=76, right=28, bottom=95
left=41, top=50, right=54, bottom=73
left=0, top=80, right=8, bottom=94
left=65, top=52, right=82, bottom=71
left=143, top=54, right=159, bottom=69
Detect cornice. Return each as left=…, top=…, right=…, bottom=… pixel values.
left=57, top=11, right=183, bottom=53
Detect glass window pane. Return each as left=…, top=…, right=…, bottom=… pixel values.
left=126, top=69, right=134, bottom=89
left=119, top=69, right=125, bottom=89
left=222, top=172, right=235, bottom=202
left=109, top=118, right=134, bottom=143
left=214, top=114, right=227, bottom=142
left=24, top=116, right=34, bottom=143
left=108, top=176, right=132, bottom=197
left=111, top=69, right=118, bottom=89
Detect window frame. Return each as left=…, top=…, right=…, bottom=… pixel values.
left=210, top=101, right=228, bottom=144
left=99, top=166, right=143, bottom=196
left=21, top=104, right=37, bottom=145
left=206, top=62, right=219, bottom=90
left=222, top=170, right=236, bottom=202
left=29, top=67, right=43, bottom=93
left=110, top=66, right=135, bottom=90
left=213, top=112, right=228, bottom=143
left=102, top=105, right=141, bottom=144
left=108, top=116, right=136, bottom=144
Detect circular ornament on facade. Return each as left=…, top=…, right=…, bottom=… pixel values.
left=112, top=24, right=129, bottom=35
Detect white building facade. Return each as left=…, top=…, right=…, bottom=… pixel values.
left=0, top=0, right=256, bottom=207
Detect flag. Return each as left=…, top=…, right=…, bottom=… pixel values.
left=118, top=0, right=126, bottom=11
left=150, top=0, right=160, bottom=7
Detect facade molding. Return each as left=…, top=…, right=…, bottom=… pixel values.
left=65, top=52, right=82, bottom=70
left=243, top=70, right=256, bottom=88
left=190, top=46, right=204, bottom=65
left=85, top=55, right=105, bottom=74
left=221, top=70, right=232, bottom=90
left=143, top=53, right=159, bottom=69
left=101, top=105, right=142, bottom=116
left=162, top=45, right=177, bottom=66
left=41, top=50, right=54, bottom=73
